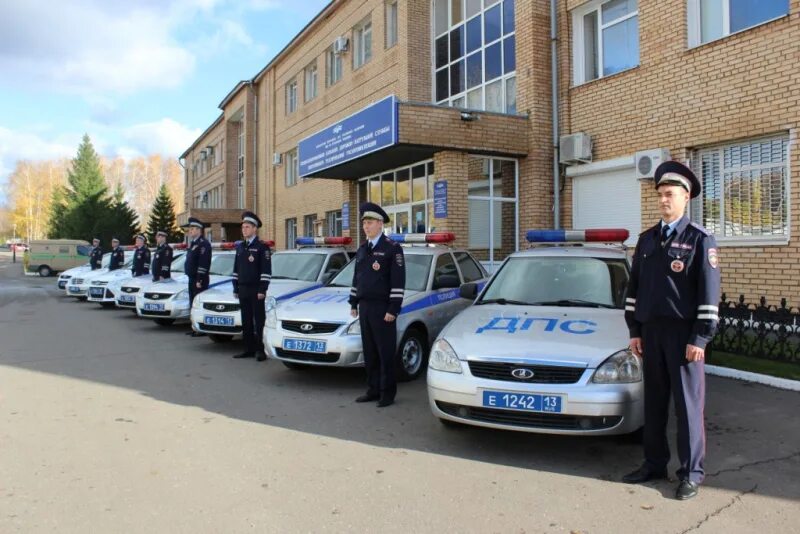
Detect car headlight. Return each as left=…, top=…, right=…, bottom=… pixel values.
left=266, top=302, right=277, bottom=329
left=265, top=296, right=277, bottom=311
left=346, top=320, right=360, bottom=335
left=592, top=349, right=642, bottom=383
left=428, top=339, right=462, bottom=374
left=175, top=289, right=188, bottom=300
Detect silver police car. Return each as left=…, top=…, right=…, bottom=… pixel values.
left=116, top=252, right=188, bottom=310
left=427, top=229, right=644, bottom=436
left=58, top=253, right=111, bottom=290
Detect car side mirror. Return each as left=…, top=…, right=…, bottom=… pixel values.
left=459, top=282, right=478, bottom=300
left=433, top=274, right=460, bottom=290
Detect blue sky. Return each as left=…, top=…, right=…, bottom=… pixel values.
left=0, top=0, right=330, bottom=203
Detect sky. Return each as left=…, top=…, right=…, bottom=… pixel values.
left=0, top=0, right=331, bottom=203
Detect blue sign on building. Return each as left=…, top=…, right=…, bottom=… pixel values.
left=434, top=180, right=448, bottom=218
left=342, top=201, right=350, bottom=230
left=298, top=95, right=399, bottom=177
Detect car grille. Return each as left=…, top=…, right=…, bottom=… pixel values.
left=121, top=287, right=140, bottom=294
left=468, top=361, right=586, bottom=384
left=95, top=281, right=109, bottom=286
left=281, top=320, right=342, bottom=335
left=144, top=292, right=173, bottom=300
left=203, top=302, right=240, bottom=312
left=89, top=287, right=106, bottom=297
left=140, top=309, right=171, bottom=317
left=436, top=402, right=622, bottom=431
left=201, top=324, right=241, bottom=333
left=275, top=348, right=340, bottom=363
left=73, top=279, right=84, bottom=285
left=117, top=300, right=136, bottom=308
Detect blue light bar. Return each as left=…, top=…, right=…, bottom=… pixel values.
left=387, top=232, right=456, bottom=244
left=526, top=229, right=629, bottom=243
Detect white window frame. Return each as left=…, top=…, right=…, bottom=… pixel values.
left=571, top=0, right=639, bottom=86
left=285, top=218, right=297, bottom=248
left=286, top=79, right=298, bottom=114
left=304, top=62, right=318, bottom=102
left=353, top=17, right=373, bottom=69
left=326, top=210, right=343, bottom=237
left=326, top=46, right=343, bottom=86
left=687, top=0, right=790, bottom=48
left=285, top=149, right=298, bottom=187
left=237, top=124, right=245, bottom=209
left=386, top=0, right=398, bottom=48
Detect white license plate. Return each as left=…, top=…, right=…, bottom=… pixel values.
left=482, top=391, right=563, bottom=413
left=204, top=315, right=234, bottom=326
left=68, top=287, right=81, bottom=293
left=143, top=303, right=165, bottom=312
left=89, top=288, right=104, bottom=297
left=119, top=295, right=135, bottom=303
left=282, top=338, right=326, bottom=353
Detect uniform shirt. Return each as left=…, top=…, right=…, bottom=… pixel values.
left=108, top=246, right=125, bottom=271
left=348, top=234, right=406, bottom=316
left=624, top=215, right=721, bottom=349
left=151, top=243, right=174, bottom=281
left=184, top=236, right=212, bottom=286
left=89, top=246, right=103, bottom=270
left=131, top=246, right=151, bottom=277
left=232, top=238, right=271, bottom=294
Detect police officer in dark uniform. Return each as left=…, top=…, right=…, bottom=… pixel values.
left=131, top=234, right=151, bottom=277
left=232, top=211, right=271, bottom=361
left=89, top=238, right=103, bottom=270
left=182, top=217, right=212, bottom=337
left=108, top=238, right=125, bottom=271
left=151, top=230, right=174, bottom=282
left=348, top=202, right=406, bottom=407
left=622, top=161, right=721, bottom=501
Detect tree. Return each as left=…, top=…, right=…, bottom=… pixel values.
left=107, top=184, right=140, bottom=244
left=145, top=183, right=182, bottom=243
left=47, top=185, right=69, bottom=239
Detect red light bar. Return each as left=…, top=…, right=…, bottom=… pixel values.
left=388, top=232, right=456, bottom=244
left=584, top=229, right=630, bottom=242
left=172, top=243, right=188, bottom=250
left=262, top=240, right=276, bottom=247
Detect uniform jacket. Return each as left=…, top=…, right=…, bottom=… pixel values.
left=624, top=216, right=721, bottom=349
left=184, top=236, right=212, bottom=287
left=108, top=246, right=125, bottom=271
left=131, top=246, right=151, bottom=277
left=152, top=243, right=173, bottom=281
left=348, top=234, right=406, bottom=316
left=232, top=238, right=271, bottom=294
left=89, top=246, right=103, bottom=270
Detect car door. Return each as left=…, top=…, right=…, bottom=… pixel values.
left=428, top=252, right=464, bottom=336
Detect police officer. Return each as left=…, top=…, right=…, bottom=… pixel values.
left=108, top=238, right=125, bottom=271
left=232, top=211, right=271, bottom=361
left=182, top=217, right=212, bottom=337
left=151, top=231, right=174, bottom=282
left=348, top=202, right=406, bottom=407
left=131, top=234, right=151, bottom=277
left=89, top=238, right=103, bottom=270
left=622, top=161, right=721, bottom=501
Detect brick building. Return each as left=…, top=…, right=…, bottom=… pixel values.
left=179, top=0, right=799, bottom=300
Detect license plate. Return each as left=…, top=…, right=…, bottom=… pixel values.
left=204, top=315, right=234, bottom=326
left=283, top=338, right=326, bottom=353
left=143, top=303, right=165, bottom=312
left=68, top=287, right=81, bottom=294
left=89, top=288, right=104, bottom=297
left=119, top=295, right=135, bottom=303
left=482, top=391, right=563, bottom=413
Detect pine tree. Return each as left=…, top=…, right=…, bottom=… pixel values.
left=66, top=134, right=107, bottom=203
left=107, top=184, right=140, bottom=245
left=145, top=184, right=182, bottom=243
left=47, top=185, right=69, bottom=238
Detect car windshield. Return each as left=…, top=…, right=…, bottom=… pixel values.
left=170, top=254, right=186, bottom=273
left=122, top=253, right=136, bottom=268
left=478, top=256, right=629, bottom=309
left=209, top=254, right=235, bottom=276
left=271, top=253, right=326, bottom=282
left=101, top=254, right=111, bottom=268
left=328, top=254, right=433, bottom=292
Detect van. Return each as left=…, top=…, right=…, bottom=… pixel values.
left=24, top=239, right=91, bottom=277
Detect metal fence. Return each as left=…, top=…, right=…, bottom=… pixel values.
left=709, top=294, right=800, bottom=363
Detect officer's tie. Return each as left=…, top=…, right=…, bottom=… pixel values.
left=367, top=242, right=374, bottom=254
left=661, top=225, right=671, bottom=247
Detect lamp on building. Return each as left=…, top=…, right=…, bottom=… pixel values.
left=460, top=111, right=478, bottom=122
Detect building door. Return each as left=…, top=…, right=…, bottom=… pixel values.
left=385, top=205, right=411, bottom=235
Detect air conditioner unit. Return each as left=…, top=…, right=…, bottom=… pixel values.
left=272, top=152, right=282, bottom=165
left=635, top=149, right=671, bottom=179
left=559, top=132, right=592, bottom=165
left=333, top=36, right=349, bottom=54
left=199, top=149, right=207, bottom=160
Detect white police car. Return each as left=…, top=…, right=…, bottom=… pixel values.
left=191, top=238, right=352, bottom=343
left=57, top=253, right=111, bottom=290
left=264, top=233, right=488, bottom=381
left=65, top=251, right=134, bottom=299
left=88, top=250, right=186, bottom=308
left=115, top=251, right=187, bottom=310
left=136, top=250, right=235, bottom=326
left=427, top=229, right=644, bottom=436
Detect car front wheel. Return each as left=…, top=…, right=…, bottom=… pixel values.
left=38, top=265, right=52, bottom=277
left=395, top=327, right=427, bottom=382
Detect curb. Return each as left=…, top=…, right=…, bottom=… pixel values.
left=706, top=364, right=800, bottom=392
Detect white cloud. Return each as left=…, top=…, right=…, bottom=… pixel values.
left=121, top=119, right=202, bottom=158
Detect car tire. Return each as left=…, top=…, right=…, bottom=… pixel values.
left=282, top=361, right=309, bottom=370
left=208, top=334, right=233, bottom=343
left=38, top=265, right=52, bottom=277
left=395, top=327, right=428, bottom=382
left=154, top=318, right=175, bottom=326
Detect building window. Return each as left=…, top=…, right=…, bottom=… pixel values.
left=691, top=135, right=789, bottom=242
left=433, top=0, right=516, bottom=114
left=326, top=46, right=343, bottom=86
left=286, top=79, right=298, bottom=114
left=326, top=210, right=343, bottom=237
left=688, top=0, right=789, bottom=47
left=285, top=149, right=298, bottom=187
left=304, top=62, right=318, bottom=102
left=386, top=1, right=398, bottom=48
left=215, top=140, right=223, bottom=166
left=353, top=16, right=373, bottom=69
left=237, top=124, right=245, bottom=209
left=303, top=214, right=316, bottom=237
left=572, top=0, right=639, bottom=85
left=285, top=218, right=297, bottom=248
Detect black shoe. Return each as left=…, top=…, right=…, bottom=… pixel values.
left=622, top=465, right=668, bottom=484
left=377, top=399, right=394, bottom=408
left=355, top=394, right=379, bottom=403
left=676, top=480, right=699, bottom=500
left=256, top=351, right=267, bottom=362
left=190, top=331, right=206, bottom=338
left=233, top=352, right=255, bottom=359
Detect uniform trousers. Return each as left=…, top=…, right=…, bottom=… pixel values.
left=358, top=300, right=397, bottom=401
left=238, top=285, right=266, bottom=354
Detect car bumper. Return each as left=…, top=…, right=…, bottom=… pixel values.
left=116, top=294, right=139, bottom=308
left=427, top=366, right=644, bottom=436
left=66, top=285, right=88, bottom=297
left=191, top=308, right=243, bottom=336
left=264, top=326, right=363, bottom=367
left=57, top=279, right=69, bottom=289
left=137, top=298, right=190, bottom=320
left=87, top=287, right=115, bottom=302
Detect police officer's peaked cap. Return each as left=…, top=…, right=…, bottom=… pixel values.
left=654, top=161, right=701, bottom=199
left=111, top=237, right=120, bottom=242
left=135, top=234, right=146, bottom=242
left=181, top=217, right=207, bottom=229
left=241, top=211, right=262, bottom=228
left=359, top=202, right=390, bottom=223
left=156, top=230, right=168, bottom=237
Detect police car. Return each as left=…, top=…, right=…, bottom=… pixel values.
left=57, top=253, right=111, bottom=290
left=191, top=238, right=352, bottom=343
left=135, top=250, right=235, bottom=326
left=65, top=251, right=135, bottom=298
left=264, top=233, right=488, bottom=381
left=427, top=229, right=644, bottom=436
left=87, top=249, right=186, bottom=308
left=115, top=251, right=187, bottom=310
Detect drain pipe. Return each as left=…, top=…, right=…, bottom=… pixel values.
left=551, top=0, right=561, bottom=228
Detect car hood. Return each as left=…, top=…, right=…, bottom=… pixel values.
left=93, top=269, right=136, bottom=283
left=195, top=279, right=324, bottom=305
left=276, top=286, right=422, bottom=323
left=141, top=274, right=232, bottom=295
left=439, top=305, right=629, bottom=368
left=61, top=265, right=91, bottom=277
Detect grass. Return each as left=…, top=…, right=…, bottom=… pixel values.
left=707, top=350, right=800, bottom=381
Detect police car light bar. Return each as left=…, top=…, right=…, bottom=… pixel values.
left=218, top=240, right=275, bottom=250
left=388, top=232, right=456, bottom=244
left=525, top=229, right=629, bottom=243
left=295, top=237, right=353, bottom=246
left=172, top=243, right=189, bottom=250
